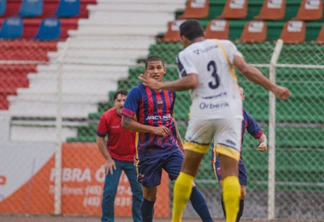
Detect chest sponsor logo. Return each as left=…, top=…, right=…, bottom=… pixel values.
left=146, top=113, right=172, bottom=121
left=199, top=102, right=229, bottom=110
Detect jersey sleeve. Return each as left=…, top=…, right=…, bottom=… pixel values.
left=219, top=40, right=243, bottom=65
left=245, top=111, right=263, bottom=139
left=97, top=113, right=108, bottom=137
left=121, top=86, right=141, bottom=119
left=176, top=51, right=198, bottom=78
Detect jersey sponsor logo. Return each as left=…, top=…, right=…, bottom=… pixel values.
left=145, top=113, right=172, bottom=121
left=193, top=45, right=218, bottom=55
left=111, top=126, right=120, bottom=128
left=199, top=102, right=229, bottom=110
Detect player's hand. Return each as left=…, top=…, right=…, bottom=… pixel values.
left=133, top=156, right=138, bottom=166
left=104, top=158, right=116, bottom=175
left=272, top=85, right=291, bottom=100
left=151, top=126, right=169, bottom=136
left=139, top=74, right=162, bottom=91
left=257, top=142, right=267, bottom=152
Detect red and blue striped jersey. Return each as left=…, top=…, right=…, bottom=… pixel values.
left=121, top=84, right=179, bottom=159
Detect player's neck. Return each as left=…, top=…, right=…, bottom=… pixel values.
left=191, top=37, right=205, bottom=44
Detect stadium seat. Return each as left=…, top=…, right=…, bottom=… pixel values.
left=254, top=0, right=286, bottom=21
left=56, top=0, right=80, bottom=17
left=161, top=20, right=185, bottom=42
left=19, top=0, right=43, bottom=17
left=0, top=16, right=23, bottom=39
left=205, top=19, right=229, bottom=39
left=315, top=24, right=324, bottom=43
left=0, top=0, right=6, bottom=16
left=240, top=21, right=267, bottom=43
left=294, top=0, right=323, bottom=21
left=280, top=20, right=306, bottom=44
left=178, top=0, right=209, bottom=19
left=34, top=17, right=61, bottom=40
left=218, top=0, right=247, bottom=19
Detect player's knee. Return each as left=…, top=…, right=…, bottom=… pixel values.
left=143, top=188, right=157, bottom=202
left=240, top=187, right=246, bottom=200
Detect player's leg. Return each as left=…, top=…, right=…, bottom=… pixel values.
left=236, top=161, right=247, bottom=222
left=137, top=157, right=164, bottom=222
left=123, top=161, right=143, bottom=222
left=172, top=119, right=214, bottom=222
left=101, top=159, right=123, bottom=222
left=214, top=118, right=242, bottom=222
left=163, top=149, right=213, bottom=222
left=213, top=153, right=247, bottom=221
left=211, top=154, right=226, bottom=218
left=141, top=186, right=157, bottom=222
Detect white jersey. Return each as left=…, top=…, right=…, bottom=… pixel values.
left=176, top=39, right=243, bottom=120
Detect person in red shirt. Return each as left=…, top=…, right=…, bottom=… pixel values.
left=96, top=89, right=143, bottom=222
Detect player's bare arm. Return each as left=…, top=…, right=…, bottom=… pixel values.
left=96, top=136, right=116, bottom=175
left=257, top=134, right=267, bottom=152
left=172, top=117, right=184, bottom=152
left=122, top=115, right=169, bottom=136
left=233, top=55, right=291, bottom=100
left=139, top=73, right=199, bottom=91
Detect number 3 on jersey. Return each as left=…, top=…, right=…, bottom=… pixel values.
left=207, top=60, right=220, bottom=89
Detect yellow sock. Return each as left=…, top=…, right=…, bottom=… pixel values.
left=223, top=176, right=241, bottom=222
left=172, top=172, right=194, bottom=222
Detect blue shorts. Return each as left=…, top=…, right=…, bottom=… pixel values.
left=137, top=149, right=183, bottom=188
left=212, top=156, right=247, bottom=186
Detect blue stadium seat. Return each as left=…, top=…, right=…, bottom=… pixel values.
left=19, top=0, right=43, bottom=17
left=0, top=17, right=23, bottom=39
left=0, top=0, right=6, bottom=16
left=56, top=0, right=80, bottom=17
left=34, top=17, right=61, bottom=40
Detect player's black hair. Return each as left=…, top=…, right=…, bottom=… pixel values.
left=113, top=89, right=128, bottom=101
left=180, top=20, right=204, bottom=41
left=145, top=55, right=165, bottom=69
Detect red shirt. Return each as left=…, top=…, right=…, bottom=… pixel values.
left=97, top=107, right=136, bottom=162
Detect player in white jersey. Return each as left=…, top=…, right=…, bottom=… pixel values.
left=139, top=20, right=291, bottom=222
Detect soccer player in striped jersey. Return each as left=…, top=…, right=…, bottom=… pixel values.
left=121, top=56, right=213, bottom=222
left=211, top=87, right=267, bottom=221
left=139, top=20, right=291, bottom=222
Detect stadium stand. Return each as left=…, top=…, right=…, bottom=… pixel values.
left=218, top=0, right=248, bottom=19
left=0, top=16, right=23, bottom=39
left=254, top=0, right=286, bottom=21
left=205, top=19, right=229, bottom=39
left=34, top=17, right=61, bottom=40
left=19, top=0, right=43, bottom=17
left=178, top=0, right=209, bottom=19
left=279, top=20, right=305, bottom=43
left=293, top=0, right=323, bottom=21
left=239, top=20, right=267, bottom=42
left=1, top=0, right=94, bottom=19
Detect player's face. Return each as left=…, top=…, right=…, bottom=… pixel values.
left=114, top=94, right=127, bottom=115
left=145, top=61, right=166, bottom=82
left=239, top=87, right=245, bottom=101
